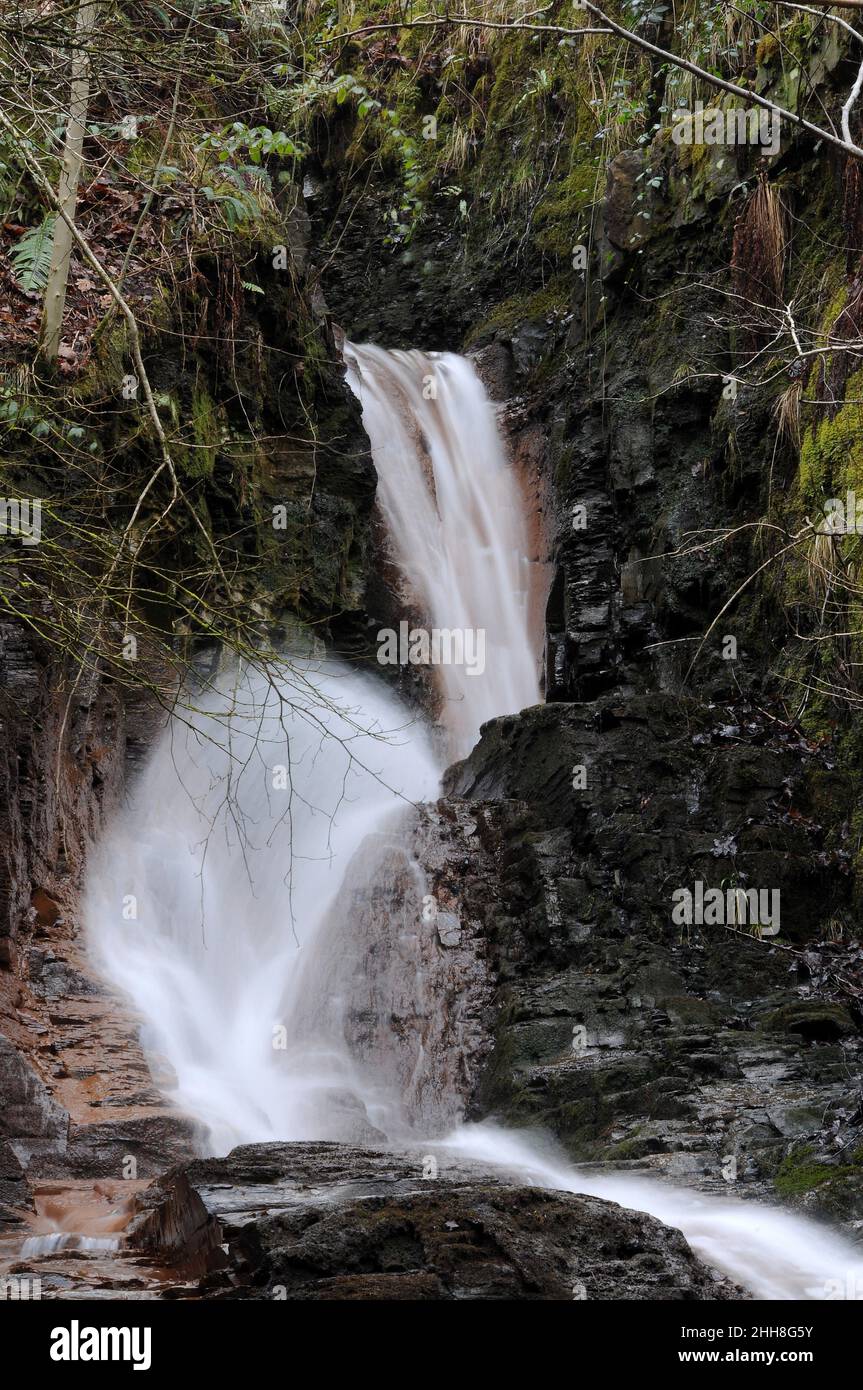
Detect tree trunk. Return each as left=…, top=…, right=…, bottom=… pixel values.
left=38, top=0, right=99, bottom=364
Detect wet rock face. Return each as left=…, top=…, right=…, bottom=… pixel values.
left=0, top=1141, right=33, bottom=1227
left=0, top=622, right=130, bottom=972
left=599, top=150, right=650, bottom=272
left=305, top=806, right=496, bottom=1137
left=541, top=361, right=751, bottom=707
left=131, top=1141, right=739, bottom=1301
left=0, top=1033, right=68, bottom=1162
left=437, top=695, right=863, bottom=1212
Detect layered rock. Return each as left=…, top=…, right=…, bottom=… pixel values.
left=129, top=1141, right=741, bottom=1300
left=312, top=804, right=498, bottom=1136
left=434, top=695, right=863, bottom=1223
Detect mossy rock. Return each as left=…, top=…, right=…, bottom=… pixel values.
left=187, top=385, right=221, bottom=479
left=465, top=278, right=570, bottom=351
left=799, top=367, right=863, bottom=502
left=774, top=1144, right=863, bottom=1213
left=755, top=33, right=781, bottom=67
left=795, top=1169, right=863, bottom=1221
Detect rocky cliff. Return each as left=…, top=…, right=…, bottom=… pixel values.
left=2, top=0, right=863, bottom=1298
left=298, top=2, right=863, bottom=1229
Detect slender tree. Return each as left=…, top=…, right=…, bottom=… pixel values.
left=39, top=0, right=99, bottom=364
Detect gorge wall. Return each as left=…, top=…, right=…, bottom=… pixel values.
left=0, top=180, right=377, bottom=1218
left=298, top=6, right=863, bottom=1228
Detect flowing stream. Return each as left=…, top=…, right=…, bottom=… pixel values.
left=62, top=345, right=863, bottom=1299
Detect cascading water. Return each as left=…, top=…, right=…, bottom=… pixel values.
left=85, top=660, right=439, bottom=1156
left=73, top=345, right=863, bottom=1300
left=437, top=1124, right=863, bottom=1303
left=344, top=343, right=542, bottom=759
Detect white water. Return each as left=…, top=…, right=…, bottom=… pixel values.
left=85, top=660, right=439, bottom=1155
left=345, top=343, right=541, bottom=759
left=439, top=1123, right=863, bottom=1301
left=78, top=345, right=863, bottom=1300
left=21, top=1233, right=120, bottom=1257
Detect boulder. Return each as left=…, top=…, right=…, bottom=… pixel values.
left=130, top=1141, right=741, bottom=1301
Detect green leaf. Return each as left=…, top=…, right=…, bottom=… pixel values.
left=10, top=215, right=56, bottom=294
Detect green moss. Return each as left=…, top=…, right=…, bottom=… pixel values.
left=799, top=366, right=863, bottom=501
left=86, top=317, right=128, bottom=388
left=533, top=150, right=603, bottom=259
left=186, top=384, right=220, bottom=478
left=603, top=1129, right=650, bottom=1160
left=821, top=280, right=848, bottom=335
left=465, top=277, right=570, bottom=348
left=755, top=33, right=781, bottom=66
left=154, top=390, right=179, bottom=427
left=774, top=1145, right=861, bottom=1197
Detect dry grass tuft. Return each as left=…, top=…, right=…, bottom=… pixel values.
left=732, top=171, right=788, bottom=309
left=773, top=378, right=802, bottom=448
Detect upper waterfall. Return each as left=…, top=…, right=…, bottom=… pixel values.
left=345, top=343, right=542, bottom=760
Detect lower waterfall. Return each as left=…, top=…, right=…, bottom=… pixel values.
left=439, top=1124, right=863, bottom=1303
left=76, top=345, right=863, bottom=1301
left=85, top=659, right=440, bottom=1155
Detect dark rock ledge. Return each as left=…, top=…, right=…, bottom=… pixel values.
left=128, top=1141, right=743, bottom=1301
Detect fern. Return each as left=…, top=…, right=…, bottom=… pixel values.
left=224, top=163, right=272, bottom=196
left=10, top=215, right=56, bottom=293
left=200, top=186, right=257, bottom=229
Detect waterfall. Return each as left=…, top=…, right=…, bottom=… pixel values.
left=77, top=344, right=863, bottom=1301
left=84, top=345, right=542, bottom=1158
left=85, top=660, right=440, bottom=1155
left=344, top=343, right=541, bottom=759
